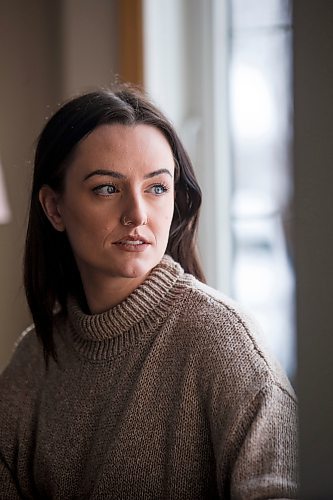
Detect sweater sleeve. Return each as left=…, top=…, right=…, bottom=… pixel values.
left=222, top=382, right=298, bottom=500
left=189, top=286, right=298, bottom=499
left=0, top=327, right=43, bottom=499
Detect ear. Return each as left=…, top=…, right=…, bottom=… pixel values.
left=39, top=185, right=65, bottom=232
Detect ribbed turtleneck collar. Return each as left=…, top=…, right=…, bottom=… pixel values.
left=65, top=255, right=186, bottom=361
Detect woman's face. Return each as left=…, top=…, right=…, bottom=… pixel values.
left=41, top=123, right=175, bottom=295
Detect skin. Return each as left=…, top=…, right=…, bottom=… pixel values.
left=39, top=124, right=175, bottom=314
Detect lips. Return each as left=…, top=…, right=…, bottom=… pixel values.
left=113, top=234, right=150, bottom=252
left=114, top=234, right=150, bottom=245
left=117, top=240, right=145, bottom=246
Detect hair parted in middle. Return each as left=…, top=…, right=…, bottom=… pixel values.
left=24, top=85, right=205, bottom=361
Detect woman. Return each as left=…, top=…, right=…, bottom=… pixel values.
left=0, top=87, right=297, bottom=499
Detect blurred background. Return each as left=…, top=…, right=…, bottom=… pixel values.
left=0, top=0, right=332, bottom=496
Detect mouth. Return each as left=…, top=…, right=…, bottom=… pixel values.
left=114, top=234, right=149, bottom=244
left=113, top=234, right=150, bottom=251
left=115, top=240, right=146, bottom=246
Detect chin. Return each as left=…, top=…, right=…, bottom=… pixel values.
left=114, top=254, right=161, bottom=280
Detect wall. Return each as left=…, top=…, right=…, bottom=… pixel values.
left=0, top=1, right=62, bottom=370
left=60, top=0, right=119, bottom=97
left=0, top=0, right=119, bottom=371
left=294, top=0, right=333, bottom=497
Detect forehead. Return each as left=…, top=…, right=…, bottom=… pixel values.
left=69, top=123, right=175, bottom=174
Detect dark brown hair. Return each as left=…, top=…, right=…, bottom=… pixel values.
left=24, top=86, right=205, bottom=361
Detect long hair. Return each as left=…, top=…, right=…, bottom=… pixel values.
left=24, top=86, right=205, bottom=361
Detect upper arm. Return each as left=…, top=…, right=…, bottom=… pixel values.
left=224, top=384, right=298, bottom=500
left=191, top=307, right=298, bottom=499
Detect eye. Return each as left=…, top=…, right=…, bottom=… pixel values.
left=147, top=184, right=169, bottom=195
left=92, top=184, right=118, bottom=196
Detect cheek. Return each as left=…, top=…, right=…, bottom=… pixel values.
left=62, top=212, right=104, bottom=251
left=162, top=199, right=174, bottom=220
left=160, top=207, right=174, bottom=237
left=62, top=202, right=114, bottom=232
left=152, top=195, right=174, bottom=220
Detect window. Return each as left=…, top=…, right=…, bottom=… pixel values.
left=228, top=0, right=295, bottom=377
left=143, top=0, right=296, bottom=377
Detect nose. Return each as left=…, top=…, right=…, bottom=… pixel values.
left=120, top=191, right=148, bottom=227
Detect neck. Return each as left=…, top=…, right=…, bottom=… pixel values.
left=80, top=273, right=149, bottom=314
left=66, top=256, right=185, bottom=359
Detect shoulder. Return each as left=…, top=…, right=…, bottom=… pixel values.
left=178, top=274, right=261, bottom=343
left=180, top=275, right=258, bottom=328
left=5, top=323, right=43, bottom=370
left=0, top=325, right=47, bottom=482
left=0, top=324, right=45, bottom=407
left=176, top=275, right=295, bottom=400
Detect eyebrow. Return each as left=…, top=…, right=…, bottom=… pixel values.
left=83, top=169, right=126, bottom=181
left=83, top=168, right=173, bottom=181
left=143, top=168, right=173, bottom=179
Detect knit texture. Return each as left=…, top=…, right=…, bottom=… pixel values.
left=0, top=256, right=298, bottom=499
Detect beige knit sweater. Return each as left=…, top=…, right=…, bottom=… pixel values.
left=0, top=256, right=297, bottom=499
